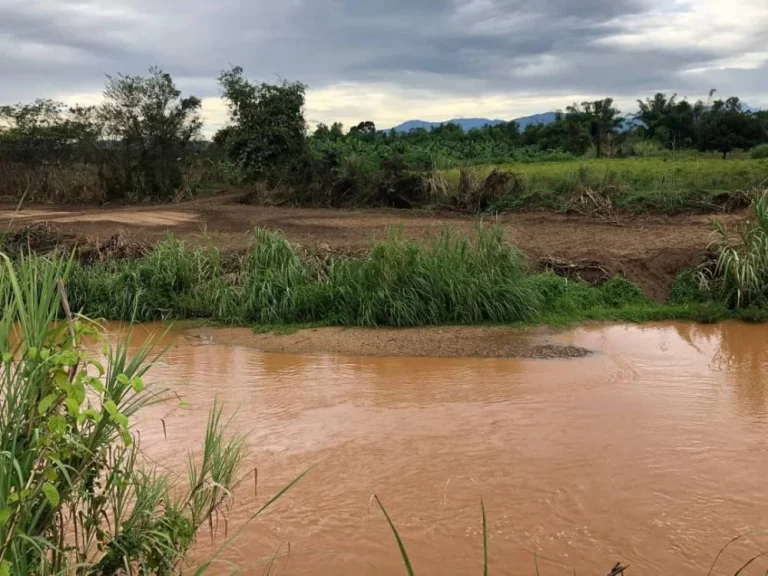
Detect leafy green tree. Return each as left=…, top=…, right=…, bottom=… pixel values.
left=636, top=93, right=674, bottom=139
left=501, top=120, right=521, bottom=145
left=218, top=66, right=308, bottom=183
left=312, top=123, right=331, bottom=139
left=431, top=122, right=464, bottom=141
left=568, top=98, right=623, bottom=157
left=635, top=93, right=697, bottom=149
left=696, top=97, right=763, bottom=158
left=99, top=67, right=202, bottom=199
left=330, top=122, right=345, bottom=139
left=522, top=113, right=591, bottom=155
left=349, top=121, right=376, bottom=137
left=0, top=99, right=102, bottom=163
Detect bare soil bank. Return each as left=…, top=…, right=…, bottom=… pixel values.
left=0, top=192, right=746, bottom=299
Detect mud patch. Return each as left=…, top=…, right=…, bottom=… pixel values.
left=539, top=257, right=613, bottom=285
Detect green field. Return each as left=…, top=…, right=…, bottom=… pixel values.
left=438, top=157, right=768, bottom=213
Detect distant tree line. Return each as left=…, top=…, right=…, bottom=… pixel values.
left=306, top=93, right=768, bottom=162
left=2, top=65, right=768, bottom=203
left=0, top=68, right=204, bottom=201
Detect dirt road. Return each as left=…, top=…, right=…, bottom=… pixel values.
left=0, top=193, right=745, bottom=299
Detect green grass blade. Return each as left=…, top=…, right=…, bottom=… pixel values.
left=374, top=495, right=415, bottom=576
left=194, top=466, right=312, bottom=576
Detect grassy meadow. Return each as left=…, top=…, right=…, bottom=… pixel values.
left=434, top=156, right=768, bottom=213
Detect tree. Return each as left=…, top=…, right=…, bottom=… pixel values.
left=99, top=67, right=202, bottom=199
left=431, top=122, right=464, bottom=141
left=349, top=120, right=376, bottom=137
left=502, top=120, right=521, bottom=145
left=635, top=93, right=697, bottom=149
left=636, top=93, right=674, bottom=138
left=568, top=98, right=623, bottom=157
left=218, top=66, right=308, bottom=183
left=522, top=113, right=591, bottom=155
left=696, top=97, right=763, bottom=158
left=330, top=122, right=345, bottom=139
left=0, top=99, right=102, bottom=163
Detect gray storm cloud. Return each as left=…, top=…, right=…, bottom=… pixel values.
left=0, top=0, right=766, bottom=117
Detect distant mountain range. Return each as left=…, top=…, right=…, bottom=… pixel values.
left=391, top=112, right=557, bottom=133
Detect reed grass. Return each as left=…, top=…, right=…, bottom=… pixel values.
left=707, top=191, right=768, bottom=308
left=375, top=496, right=490, bottom=576
left=0, top=252, right=303, bottom=574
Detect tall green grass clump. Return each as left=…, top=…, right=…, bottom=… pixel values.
left=25, top=225, right=753, bottom=328
left=243, top=228, right=314, bottom=323
left=323, top=227, right=541, bottom=326
left=14, top=226, right=694, bottom=327
left=707, top=192, right=768, bottom=308
left=66, top=236, right=240, bottom=321
left=239, top=226, right=542, bottom=326
left=65, top=226, right=543, bottom=327
left=0, top=253, right=248, bottom=574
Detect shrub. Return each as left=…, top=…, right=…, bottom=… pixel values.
left=669, top=269, right=710, bottom=304
left=750, top=144, right=768, bottom=159
left=598, top=276, right=647, bottom=307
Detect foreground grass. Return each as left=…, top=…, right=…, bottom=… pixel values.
left=437, top=156, right=768, bottom=213
left=2, top=224, right=762, bottom=329
left=0, top=255, right=244, bottom=574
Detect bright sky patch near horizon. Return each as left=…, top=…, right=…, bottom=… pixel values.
left=1, top=0, right=766, bottom=136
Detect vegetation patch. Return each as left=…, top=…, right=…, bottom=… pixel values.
left=3, top=219, right=766, bottom=329
left=703, top=192, right=768, bottom=308
left=0, top=255, right=252, bottom=574
left=2, top=67, right=767, bottom=217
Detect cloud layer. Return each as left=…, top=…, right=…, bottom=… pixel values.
left=1, top=0, right=766, bottom=130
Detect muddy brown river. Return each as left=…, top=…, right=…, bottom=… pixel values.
left=115, top=322, right=768, bottom=575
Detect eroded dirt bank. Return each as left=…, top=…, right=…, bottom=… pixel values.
left=0, top=193, right=746, bottom=299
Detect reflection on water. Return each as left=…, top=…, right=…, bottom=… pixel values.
left=106, top=321, right=768, bottom=575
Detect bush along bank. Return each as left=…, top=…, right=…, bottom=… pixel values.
left=4, top=223, right=768, bottom=329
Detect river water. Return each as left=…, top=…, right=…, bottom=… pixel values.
left=116, top=322, right=768, bottom=575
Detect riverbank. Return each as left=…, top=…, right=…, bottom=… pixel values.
left=0, top=194, right=748, bottom=300
left=3, top=220, right=765, bottom=334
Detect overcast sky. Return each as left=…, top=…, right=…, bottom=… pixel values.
left=1, top=0, right=766, bottom=134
